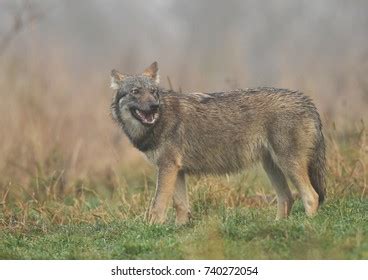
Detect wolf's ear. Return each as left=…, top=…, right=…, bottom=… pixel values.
left=110, top=69, right=125, bottom=90
left=143, top=61, right=160, bottom=84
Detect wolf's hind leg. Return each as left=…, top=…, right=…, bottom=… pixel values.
left=173, top=171, right=191, bottom=225
left=262, top=152, right=294, bottom=219
left=285, top=163, right=319, bottom=217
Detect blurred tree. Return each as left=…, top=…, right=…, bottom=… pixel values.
left=0, top=0, right=43, bottom=56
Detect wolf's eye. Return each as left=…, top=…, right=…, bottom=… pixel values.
left=131, top=88, right=139, bottom=95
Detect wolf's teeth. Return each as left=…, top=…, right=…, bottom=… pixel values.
left=135, top=109, right=143, bottom=118
left=134, top=109, right=157, bottom=124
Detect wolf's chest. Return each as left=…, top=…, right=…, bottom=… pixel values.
left=144, top=149, right=161, bottom=165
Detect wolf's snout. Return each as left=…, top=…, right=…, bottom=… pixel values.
left=149, top=102, right=159, bottom=110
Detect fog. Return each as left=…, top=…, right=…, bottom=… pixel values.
left=1, top=0, right=368, bottom=116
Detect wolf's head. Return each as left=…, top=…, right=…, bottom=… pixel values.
left=110, top=62, right=161, bottom=133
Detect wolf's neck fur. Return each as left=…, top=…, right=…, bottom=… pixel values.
left=121, top=119, right=159, bottom=152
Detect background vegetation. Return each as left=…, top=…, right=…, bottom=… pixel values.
left=0, top=0, right=367, bottom=259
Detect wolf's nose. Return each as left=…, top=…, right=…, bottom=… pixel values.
left=149, top=103, right=159, bottom=110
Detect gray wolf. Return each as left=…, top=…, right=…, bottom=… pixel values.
left=110, top=62, right=326, bottom=224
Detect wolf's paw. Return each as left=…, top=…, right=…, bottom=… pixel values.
left=148, top=209, right=166, bottom=225
left=175, top=211, right=192, bottom=225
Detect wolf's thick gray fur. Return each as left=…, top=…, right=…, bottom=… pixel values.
left=110, top=62, right=326, bottom=224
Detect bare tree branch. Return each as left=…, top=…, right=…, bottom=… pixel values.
left=0, top=0, right=44, bottom=56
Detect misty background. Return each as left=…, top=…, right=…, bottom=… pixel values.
left=1, top=0, right=368, bottom=113
left=0, top=0, right=368, bottom=182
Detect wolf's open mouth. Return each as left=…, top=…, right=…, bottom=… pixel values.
left=131, top=108, right=159, bottom=125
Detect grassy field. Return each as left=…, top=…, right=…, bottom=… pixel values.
left=0, top=121, right=367, bottom=259
left=1, top=0, right=368, bottom=262
left=0, top=198, right=366, bottom=259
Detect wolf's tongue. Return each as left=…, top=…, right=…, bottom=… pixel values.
left=142, top=111, right=153, bottom=123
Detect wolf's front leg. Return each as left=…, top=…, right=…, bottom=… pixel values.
left=149, top=163, right=179, bottom=224
left=173, top=171, right=191, bottom=225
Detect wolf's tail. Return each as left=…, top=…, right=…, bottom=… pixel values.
left=308, top=127, right=326, bottom=204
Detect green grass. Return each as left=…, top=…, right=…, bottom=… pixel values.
left=0, top=123, right=367, bottom=259
left=1, top=197, right=366, bottom=259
